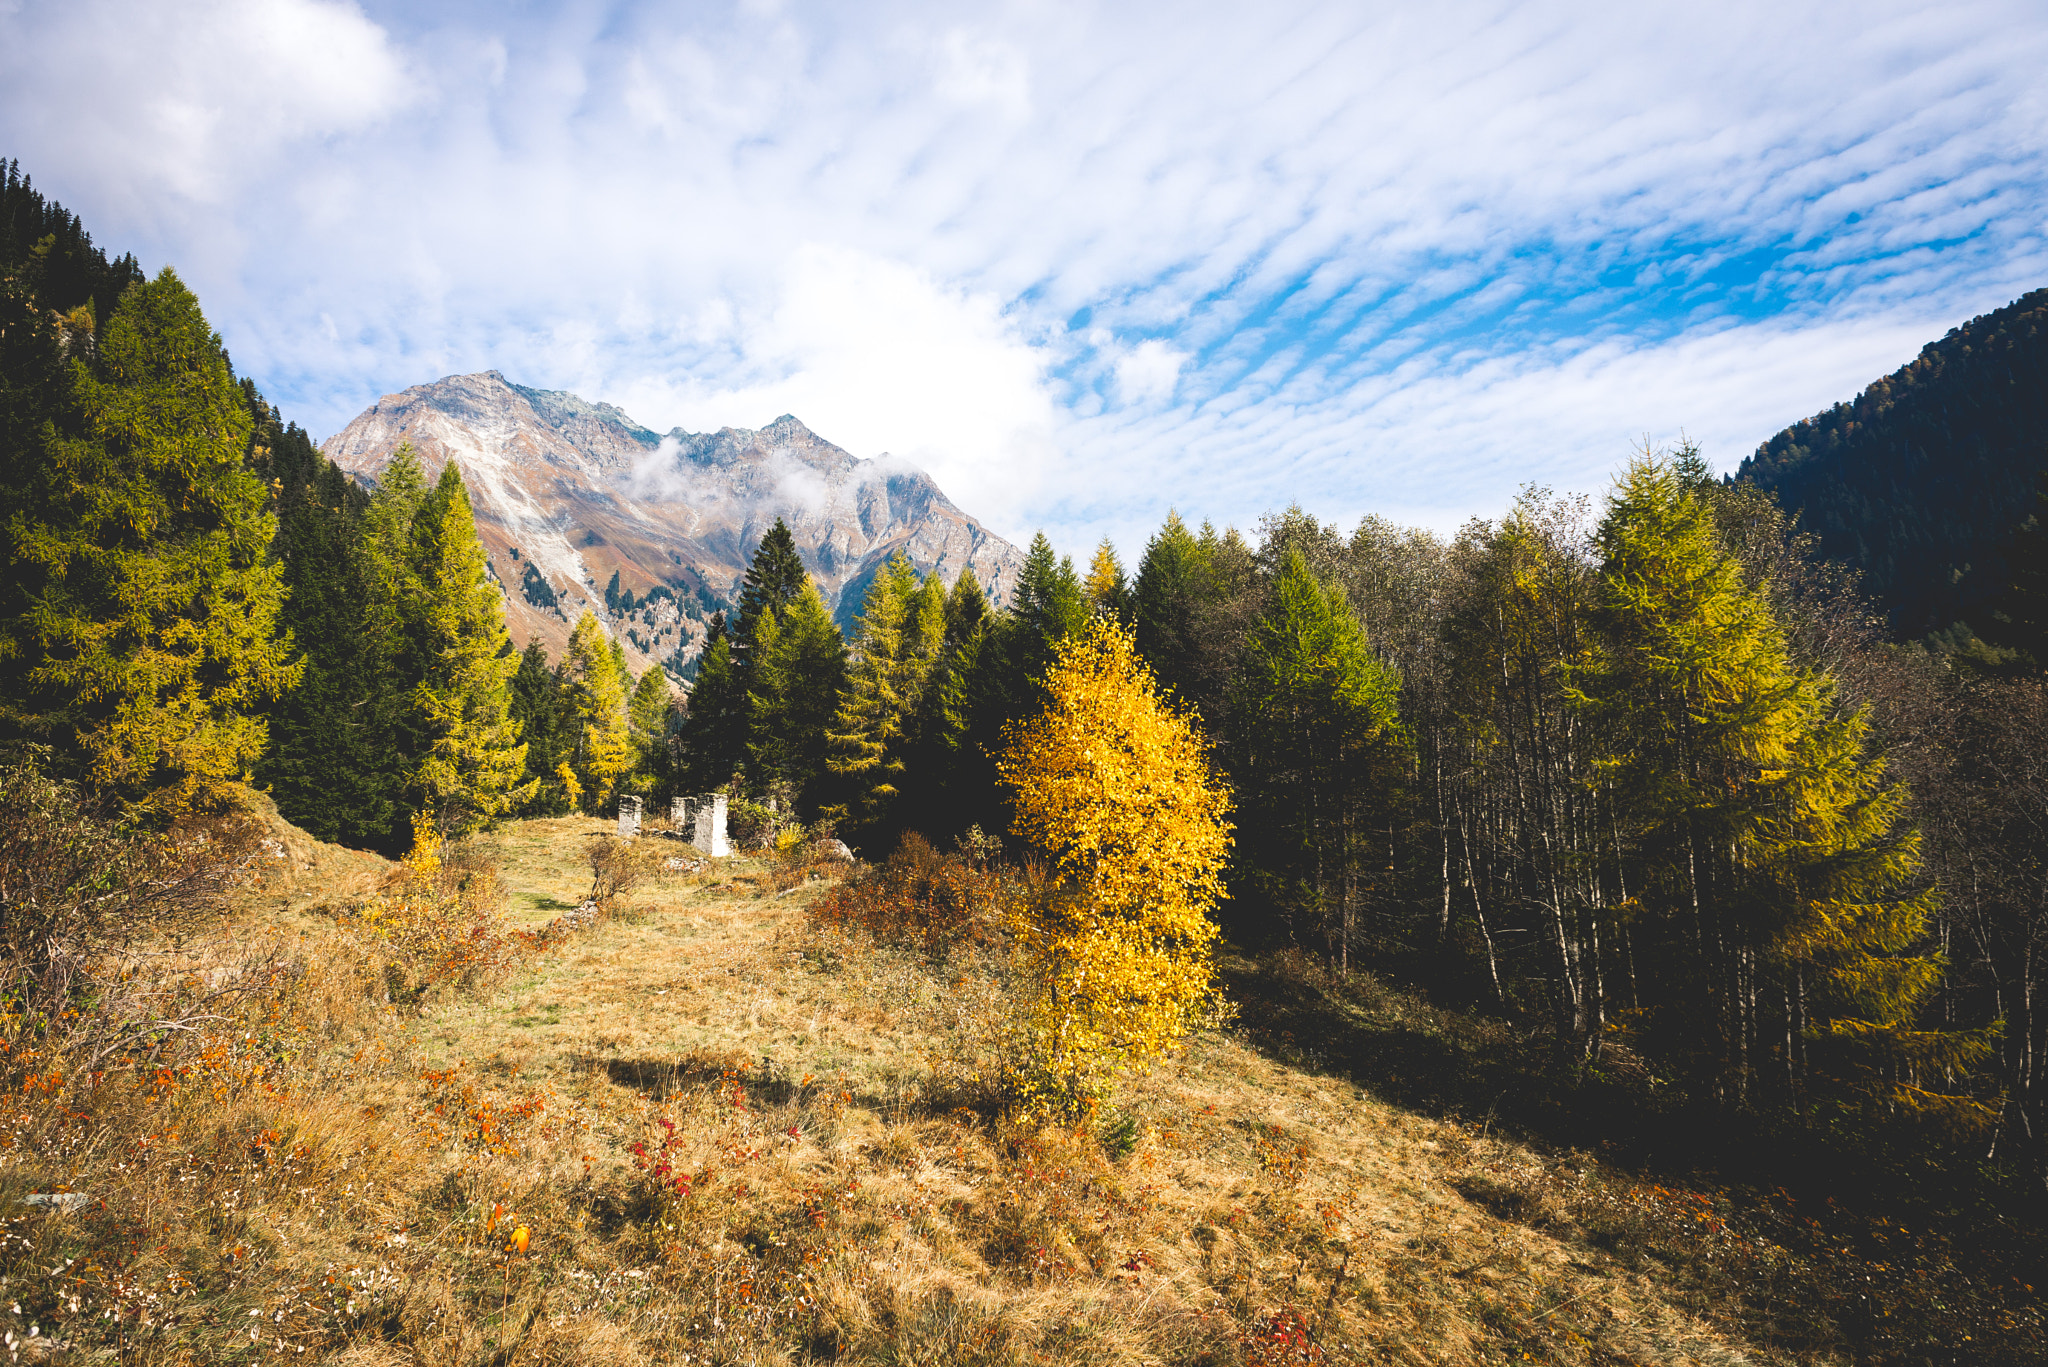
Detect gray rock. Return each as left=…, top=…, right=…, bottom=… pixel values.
left=21, top=1193, right=89, bottom=1214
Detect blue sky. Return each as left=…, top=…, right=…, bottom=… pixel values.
left=3, top=0, right=2043, bottom=557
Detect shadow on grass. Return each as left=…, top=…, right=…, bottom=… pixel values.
left=1219, top=944, right=2048, bottom=1367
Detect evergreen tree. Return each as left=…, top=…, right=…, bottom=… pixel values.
left=676, top=613, right=746, bottom=794
left=508, top=642, right=573, bottom=816
left=823, top=554, right=944, bottom=839
left=1228, top=549, right=1407, bottom=965
left=928, top=534, right=1086, bottom=845
left=565, top=611, right=632, bottom=810
left=254, top=411, right=398, bottom=844
left=1133, top=511, right=1215, bottom=708
left=1977, top=469, right=2048, bottom=671
left=943, top=565, right=992, bottom=644
left=732, top=518, right=809, bottom=681
left=745, top=579, right=847, bottom=809
left=0, top=267, right=299, bottom=817
left=628, top=659, right=676, bottom=796
left=404, top=462, right=535, bottom=834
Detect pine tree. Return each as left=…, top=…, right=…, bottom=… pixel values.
left=565, top=612, right=632, bottom=810
left=745, top=580, right=847, bottom=808
left=405, top=462, right=535, bottom=834
left=1228, top=549, right=1407, bottom=965
left=0, top=267, right=300, bottom=817
left=996, top=618, right=1233, bottom=1115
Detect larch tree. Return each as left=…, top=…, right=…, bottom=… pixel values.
left=0, top=267, right=299, bottom=817
left=1578, top=457, right=1959, bottom=1110
left=1085, top=538, right=1131, bottom=622
left=824, top=553, right=943, bottom=839
left=1228, top=548, right=1408, bottom=968
left=566, top=611, right=632, bottom=811
left=997, top=618, right=1233, bottom=1116
left=404, top=461, right=535, bottom=834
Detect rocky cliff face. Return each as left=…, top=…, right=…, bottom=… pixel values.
left=320, top=371, right=1023, bottom=675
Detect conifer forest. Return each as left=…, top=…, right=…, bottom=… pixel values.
left=5, top=151, right=2048, bottom=1365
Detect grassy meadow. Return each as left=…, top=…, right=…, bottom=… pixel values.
left=2, top=809, right=2035, bottom=1366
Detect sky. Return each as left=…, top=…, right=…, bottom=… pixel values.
left=3, top=0, right=2044, bottom=557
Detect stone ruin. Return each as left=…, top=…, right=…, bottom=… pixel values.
left=616, top=794, right=643, bottom=839
left=664, top=792, right=731, bottom=858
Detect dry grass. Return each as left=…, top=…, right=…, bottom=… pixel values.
left=6, top=812, right=1956, bottom=1365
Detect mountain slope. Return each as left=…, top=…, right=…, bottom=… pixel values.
left=321, top=371, right=1023, bottom=673
left=1736, top=288, right=2048, bottom=635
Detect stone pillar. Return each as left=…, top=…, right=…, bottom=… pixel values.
left=671, top=795, right=693, bottom=830
left=693, top=791, right=731, bottom=857
left=617, top=794, right=643, bottom=839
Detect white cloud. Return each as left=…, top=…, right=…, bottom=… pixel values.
left=0, top=0, right=410, bottom=211
left=1114, top=340, right=1187, bottom=407
left=4, top=0, right=2040, bottom=561
left=610, top=244, right=1059, bottom=532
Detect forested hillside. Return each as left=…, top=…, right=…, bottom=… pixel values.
left=1738, top=287, right=2048, bottom=636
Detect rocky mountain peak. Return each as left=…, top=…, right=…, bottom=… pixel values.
left=321, top=373, right=1023, bottom=678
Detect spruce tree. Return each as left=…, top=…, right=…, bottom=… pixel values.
left=405, top=462, right=535, bottom=833
left=0, top=267, right=299, bottom=817
left=733, top=518, right=809, bottom=681
left=509, top=642, right=573, bottom=816
left=628, top=660, right=675, bottom=796
left=255, top=417, right=398, bottom=845
left=943, top=565, right=992, bottom=644
left=676, top=612, right=745, bottom=793
left=1132, top=511, right=1213, bottom=705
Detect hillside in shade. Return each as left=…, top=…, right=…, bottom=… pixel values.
left=321, top=371, right=1024, bottom=674
left=1737, top=288, right=2048, bottom=636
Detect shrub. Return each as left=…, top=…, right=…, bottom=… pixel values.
left=334, top=811, right=527, bottom=1004
left=0, top=749, right=268, bottom=1078
left=808, top=832, right=1007, bottom=951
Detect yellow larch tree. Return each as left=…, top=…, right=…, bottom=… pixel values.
left=995, top=617, right=1233, bottom=1115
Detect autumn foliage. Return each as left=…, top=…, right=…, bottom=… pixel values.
left=996, top=618, right=1233, bottom=1115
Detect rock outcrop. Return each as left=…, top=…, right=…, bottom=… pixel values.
left=320, top=372, right=1023, bottom=675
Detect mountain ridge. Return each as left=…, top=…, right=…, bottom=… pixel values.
left=321, top=371, right=1024, bottom=675
left=1736, top=287, right=2048, bottom=636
